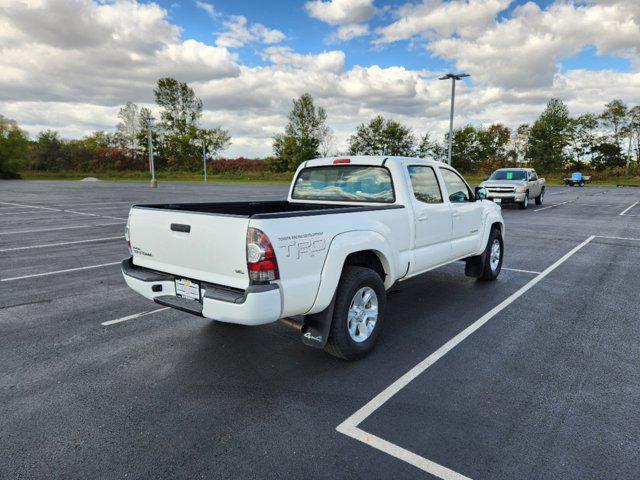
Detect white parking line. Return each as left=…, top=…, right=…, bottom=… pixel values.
left=1, top=261, right=121, bottom=282
left=0, top=201, right=60, bottom=211
left=0, top=222, right=125, bottom=236
left=502, top=267, right=541, bottom=275
left=101, top=307, right=170, bottom=326
left=0, top=236, right=123, bottom=252
left=595, top=235, right=640, bottom=242
left=336, top=236, right=596, bottom=479
left=0, top=201, right=126, bottom=221
left=533, top=200, right=573, bottom=212
left=0, top=210, right=53, bottom=216
left=619, top=201, right=639, bottom=216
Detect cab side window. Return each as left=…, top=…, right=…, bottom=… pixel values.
left=440, top=168, right=471, bottom=203
left=530, top=171, right=538, bottom=181
left=408, top=166, right=443, bottom=204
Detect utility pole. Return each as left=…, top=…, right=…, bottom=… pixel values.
left=202, top=139, right=207, bottom=182
left=148, top=117, right=157, bottom=188
left=439, top=73, right=470, bottom=165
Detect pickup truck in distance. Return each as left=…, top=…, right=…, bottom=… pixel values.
left=479, top=168, right=545, bottom=209
left=123, top=156, right=505, bottom=360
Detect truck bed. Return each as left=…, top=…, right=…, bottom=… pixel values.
left=132, top=200, right=402, bottom=219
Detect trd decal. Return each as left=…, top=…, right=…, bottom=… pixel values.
left=277, top=232, right=326, bottom=259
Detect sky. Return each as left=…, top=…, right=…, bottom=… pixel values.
left=1, top=0, right=639, bottom=157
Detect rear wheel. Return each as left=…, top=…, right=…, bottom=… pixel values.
left=479, top=228, right=503, bottom=281
left=324, top=266, right=386, bottom=360
left=535, top=187, right=545, bottom=205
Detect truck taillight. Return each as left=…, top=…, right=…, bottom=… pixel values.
left=125, top=214, right=132, bottom=255
left=246, top=227, right=279, bottom=283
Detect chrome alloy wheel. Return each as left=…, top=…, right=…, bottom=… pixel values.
left=490, top=238, right=501, bottom=272
left=347, top=287, right=378, bottom=343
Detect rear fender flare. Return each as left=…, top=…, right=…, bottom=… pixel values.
left=306, top=230, right=396, bottom=315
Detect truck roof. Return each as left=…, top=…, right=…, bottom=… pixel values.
left=494, top=167, right=533, bottom=171
left=302, top=156, right=449, bottom=169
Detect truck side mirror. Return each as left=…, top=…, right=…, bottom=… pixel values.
left=475, top=186, right=488, bottom=201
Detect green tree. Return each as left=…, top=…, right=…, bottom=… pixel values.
left=417, top=132, right=444, bottom=161
left=35, top=129, right=64, bottom=170
left=448, top=125, right=480, bottom=172
left=600, top=100, right=628, bottom=150
left=567, top=114, right=597, bottom=170
left=116, top=101, right=140, bottom=156
left=273, top=93, right=327, bottom=171
left=154, top=77, right=203, bottom=164
left=0, top=115, right=29, bottom=178
left=348, top=115, right=415, bottom=157
left=526, top=98, right=570, bottom=173
left=591, top=141, right=624, bottom=171
left=627, top=105, right=640, bottom=164
left=201, top=127, right=232, bottom=164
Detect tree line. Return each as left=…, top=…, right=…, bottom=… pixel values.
left=271, top=95, right=640, bottom=175
left=0, top=77, right=231, bottom=178
left=1, top=82, right=639, bottom=179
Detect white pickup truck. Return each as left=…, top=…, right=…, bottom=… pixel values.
left=123, top=156, right=504, bottom=359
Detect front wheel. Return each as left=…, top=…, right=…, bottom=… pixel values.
left=324, top=266, right=386, bottom=360
left=518, top=194, right=529, bottom=209
left=479, top=228, right=503, bottom=281
left=535, top=187, right=545, bottom=205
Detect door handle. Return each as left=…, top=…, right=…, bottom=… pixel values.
left=452, top=212, right=461, bottom=218
left=417, top=213, right=429, bottom=221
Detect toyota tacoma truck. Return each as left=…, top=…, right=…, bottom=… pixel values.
left=122, top=156, right=504, bottom=360
left=479, top=168, right=545, bottom=209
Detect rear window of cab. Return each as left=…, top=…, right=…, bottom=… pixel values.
left=291, top=165, right=395, bottom=203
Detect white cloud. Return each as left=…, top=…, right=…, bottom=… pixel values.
left=376, top=0, right=511, bottom=43
left=215, top=15, right=286, bottom=48
left=305, top=0, right=375, bottom=25
left=378, top=0, right=640, bottom=89
left=195, top=0, right=216, bottom=19
left=261, top=47, right=346, bottom=73
left=305, top=0, right=375, bottom=41
left=0, top=0, right=239, bottom=105
left=331, top=23, right=370, bottom=41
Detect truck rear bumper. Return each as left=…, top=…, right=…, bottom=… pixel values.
left=121, top=258, right=282, bottom=325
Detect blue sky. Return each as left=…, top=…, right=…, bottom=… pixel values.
left=0, top=0, right=638, bottom=156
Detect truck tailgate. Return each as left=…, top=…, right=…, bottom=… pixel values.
left=129, top=207, right=250, bottom=289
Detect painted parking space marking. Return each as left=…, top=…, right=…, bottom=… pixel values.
left=502, top=267, right=541, bottom=275
left=101, top=307, right=170, bottom=326
left=619, top=201, right=639, bottom=216
left=1, top=261, right=121, bottom=282
left=0, top=236, right=123, bottom=252
left=533, top=200, right=573, bottom=212
left=336, top=236, right=596, bottom=480
left=0, top=201, right=126, bottom=221
left=0, top=222, right=125, bottom=236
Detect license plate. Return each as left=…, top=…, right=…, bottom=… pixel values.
left=493, top=198, right=502, bottom=203
left=175, top=278, right=200, bottom=301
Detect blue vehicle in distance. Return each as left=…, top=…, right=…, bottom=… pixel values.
left=564, top=172, right=591, bottom=187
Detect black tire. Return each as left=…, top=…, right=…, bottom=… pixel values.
left=518, top=193, right=529, bottom=209
left=324, top=266, right=386, bottom=360
left=479, top=228, right=503, bottom=281
left=535, top=187, right=544, bottom=205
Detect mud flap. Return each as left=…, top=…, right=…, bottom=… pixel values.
left=465, top=251, right=486, bottom=278
left=301, top=295, right=336, bottom=349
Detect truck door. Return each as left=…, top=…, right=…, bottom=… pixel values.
left=439, top=167, right=484, bottom=259
left=406, top=165, right=453, bottom=272
left=529, top=170, right=540, bottom=196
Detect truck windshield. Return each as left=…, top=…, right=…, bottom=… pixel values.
left=490, top=170, right=527, bottom=180
left=292, top=165, right=395, bottom=203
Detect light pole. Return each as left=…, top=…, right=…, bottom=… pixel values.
left=439, top=73, right=470, bottom=165
left=202, top=139, right=207, bottom=182
left=148, top=116, right=157, bottom=188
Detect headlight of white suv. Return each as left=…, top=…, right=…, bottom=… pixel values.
left=516, top=186, right=526, bottom=193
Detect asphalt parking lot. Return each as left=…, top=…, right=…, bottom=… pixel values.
left=1, top=180, right=639, bottom=479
